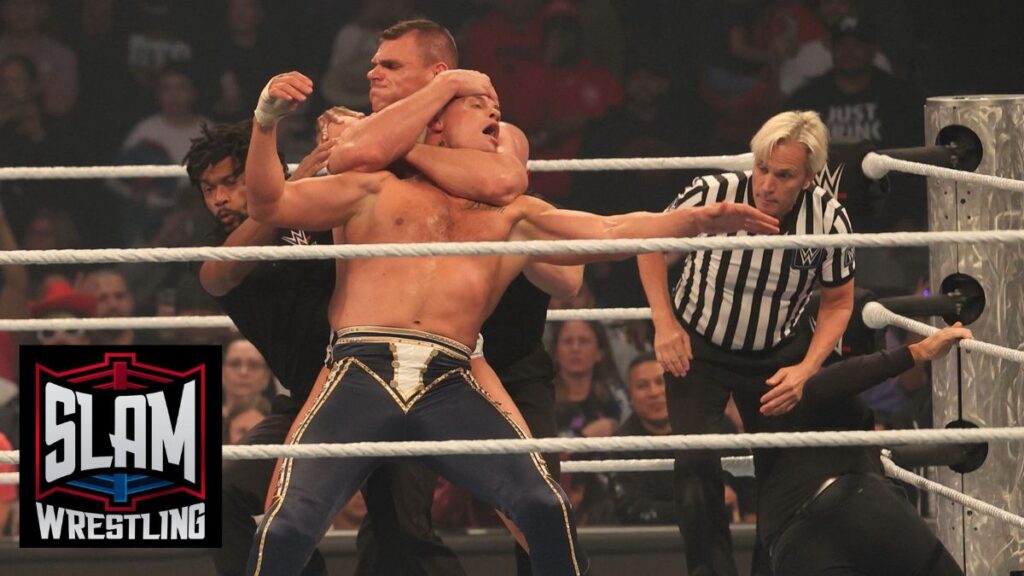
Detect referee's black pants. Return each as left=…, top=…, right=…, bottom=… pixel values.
left=665, top=330, right=806, bottom=576
left=217, top=398, right=466, bottom=576
left=768, top=473, right=963, bottom=576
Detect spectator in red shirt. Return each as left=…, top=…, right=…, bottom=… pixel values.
left=525, top=1, right=623, bottom=199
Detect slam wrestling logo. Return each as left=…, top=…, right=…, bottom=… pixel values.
left=19, top=346, right=221, bottom=548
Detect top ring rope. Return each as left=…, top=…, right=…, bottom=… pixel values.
left=862, top=152, right=1024, bottom=192
left=3, top=230, right=1024, bottom=266
left=0, top=308, right=655, bottom=331
left=863, top=302, right=1024, bottom=364
left=6, top=427, right=1021, bottom=465
left=0, top=154, right=754, bottom=181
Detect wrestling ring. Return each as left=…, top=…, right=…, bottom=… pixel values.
left=1, top=95, right=1023, bottom=575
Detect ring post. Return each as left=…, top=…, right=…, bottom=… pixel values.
left=926, top=95, right=1024, bottom=573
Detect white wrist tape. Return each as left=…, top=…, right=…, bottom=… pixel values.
left=253, top=80, right=293, bottom=128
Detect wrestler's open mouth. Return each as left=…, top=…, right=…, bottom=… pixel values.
left=482, top=123, right=499, bottom=137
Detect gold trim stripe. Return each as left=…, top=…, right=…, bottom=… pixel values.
left=253, top=358, right=350, bottom=576
left=459, top=369, right=582, bottom=576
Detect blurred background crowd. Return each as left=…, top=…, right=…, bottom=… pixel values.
left=0, top=0, right=1019, bottom=538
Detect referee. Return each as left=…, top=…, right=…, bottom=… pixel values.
left=637, top=110, right=855, bottom=576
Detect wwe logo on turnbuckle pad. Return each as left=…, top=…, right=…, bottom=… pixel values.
left=20, top=346, right=221, bottom=547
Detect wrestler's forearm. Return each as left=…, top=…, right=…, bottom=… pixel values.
left=800, top=282, right=855, bottom=371
left=605, top=208, right=702, bottom=242
left=802, top=347, right=915, bottom=407
left=199, top=219, right=279, bottom=296
left=405, top=144, right=527, bottom=206
left=246, top=122, right=288, bottom=218
left=328, top=77, right=457, bottom=174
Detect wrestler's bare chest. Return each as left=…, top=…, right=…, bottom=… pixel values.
left=355, top=179, right=517, bottom=244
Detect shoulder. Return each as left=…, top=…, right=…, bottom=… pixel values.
left=693, top=171, right=748, bottom=199
left=498, top=121, right=529, bottom=165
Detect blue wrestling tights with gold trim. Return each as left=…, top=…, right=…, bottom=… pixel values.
left=247, top=326, right=588, bottom=576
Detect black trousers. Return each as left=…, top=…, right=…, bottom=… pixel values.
left=217, top=399, right=464, bottom=576
left=665, top=329, right=806, bottom=576
left=248, top=331, right=585, bottom=576
left=769, top=474, right=963, bottom=576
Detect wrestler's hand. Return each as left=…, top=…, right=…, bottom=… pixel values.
left=436, top=69, right=498, bottom=103
left=909, top=322, right=973, bottom=362
left=255, top=71, right=313, bottom=129
left=696, top=203, right=779, bottom=236
left=290, top=138, right=337, bottom=180
left=760, top=362, right=816, bottom=416
left=316, top=105, right=364, bottom=144
left=652, top=317, right=692, bottom=377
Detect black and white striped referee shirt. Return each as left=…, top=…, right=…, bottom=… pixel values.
left=666, top=171, right=855, bottom=352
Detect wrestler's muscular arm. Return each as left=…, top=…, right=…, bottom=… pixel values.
left=512, top=196, right=780, bottom=249
left=246, top=72, right=389, bottom=230
left=404, top=120, right=529, bottom=206
left=325, top=71, right=526, bottom=206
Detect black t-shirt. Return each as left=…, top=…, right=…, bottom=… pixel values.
left=786, top=69, right=922, bottom=150
left=607, top=415, right=677, bottom=525
left=757, top=347, right=915, bottom=544
left=214, top=228, right=335, bottom=403
left=481, top=273, right=550, bottom=372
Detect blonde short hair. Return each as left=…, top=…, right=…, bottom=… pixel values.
left=750, top=110, right=829, bottom=175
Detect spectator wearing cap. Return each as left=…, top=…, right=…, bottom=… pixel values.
left=785, top=15, right=920, bottom=150
left=778, top=0, right=894, bottom=96
left=28, top=278, right=96, bottom=345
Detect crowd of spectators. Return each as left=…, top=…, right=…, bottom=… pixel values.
left=1, top=0, right=1017, bottom=538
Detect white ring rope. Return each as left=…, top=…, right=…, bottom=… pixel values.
left=3, top=427, right=1023, bottom=465
left=4, top=230, right=1024, bottom=266
left=0, top=308, right=656, bottom=331
left=0, top=155, right=754, bottom=181
left=0, top=457, right=754, bottom=485
left=7, top=304, right=1019, bottom=371
left=863, top=302, right=1024, bottom=364
left=881, top=454, right=1024, bottom=530
left=863, top=152, right=1024, bottom=193
left=562, top=456, right=754, bottom=476
left=3, top=457, right=1022, bottom=532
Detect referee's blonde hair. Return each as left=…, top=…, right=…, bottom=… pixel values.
left=750, top=111, right=829, bottom=175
